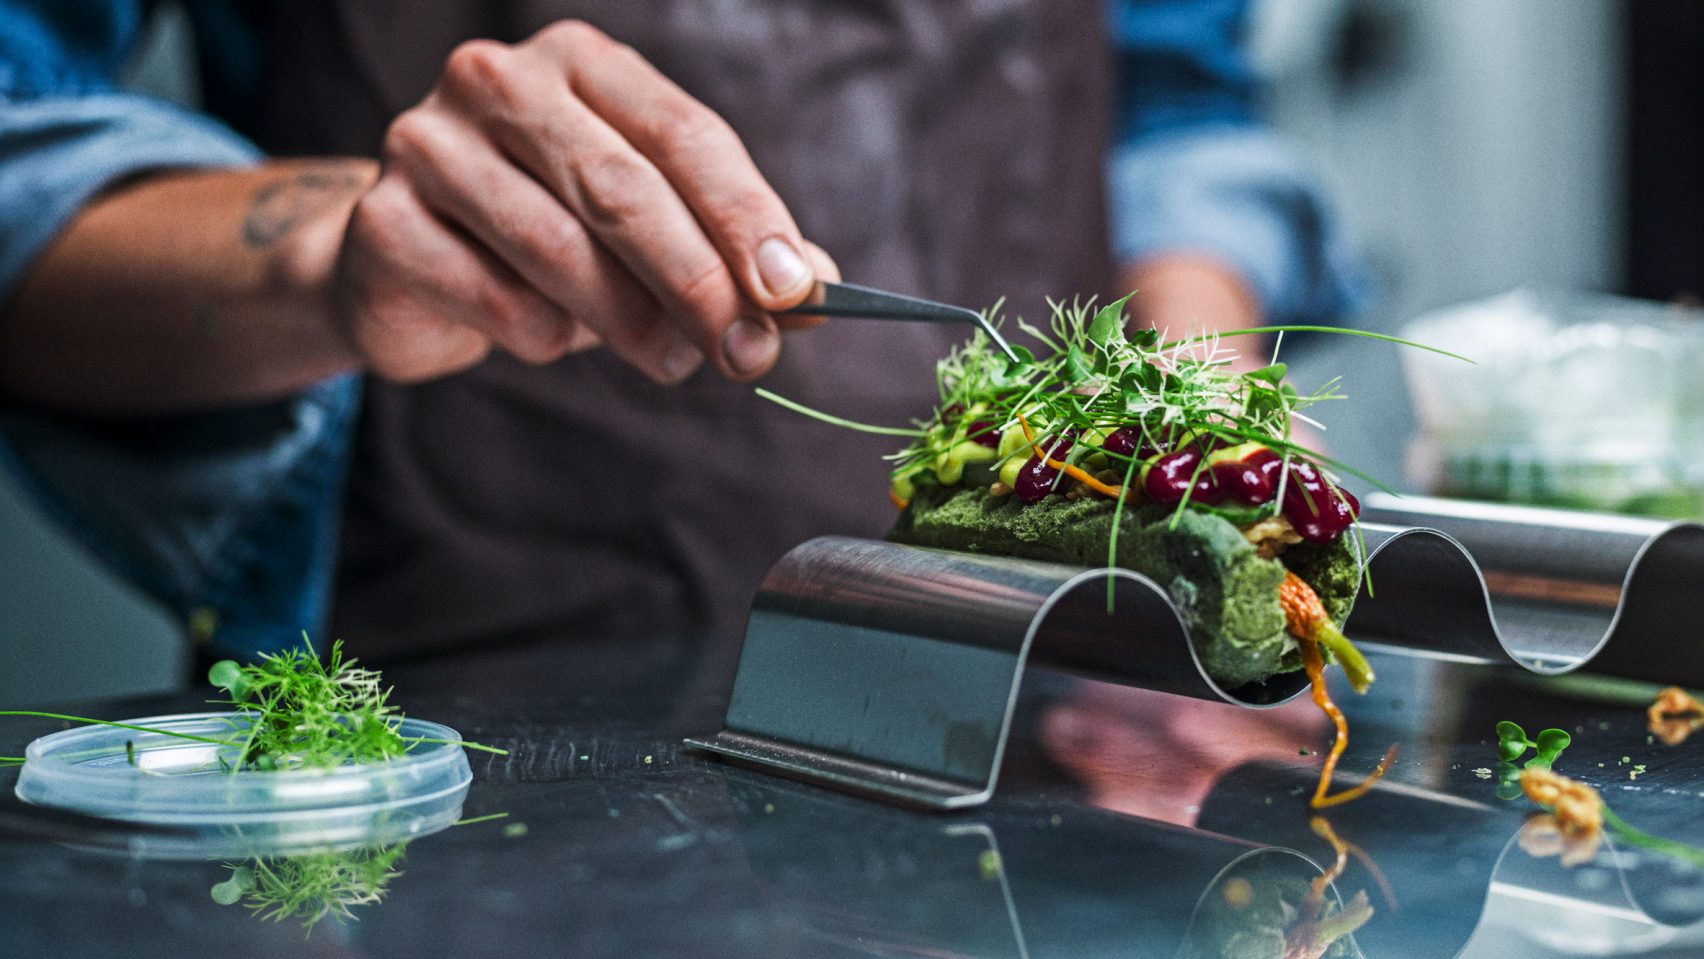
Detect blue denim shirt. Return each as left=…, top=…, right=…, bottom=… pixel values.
left=0, top=0, right=1363, bottom=659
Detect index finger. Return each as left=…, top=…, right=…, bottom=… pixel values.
left=535, top=22, right=823, bottom=313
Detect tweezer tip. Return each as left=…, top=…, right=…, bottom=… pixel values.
left=979, top=321, right=1021, bottom=364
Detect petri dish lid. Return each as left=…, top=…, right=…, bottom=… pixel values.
left=14, top=712, right=473, bottom=859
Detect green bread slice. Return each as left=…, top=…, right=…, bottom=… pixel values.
left=889, top=486, right=1361, bottom=689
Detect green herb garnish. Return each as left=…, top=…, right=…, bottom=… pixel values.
left=758, top=295, right=1456, bottom=610
left=885, top=298, right=1456, bottom=504
left=213, top=844, right=408, bottom=935
left=212, top=637, right=417, bottom=769
left=895, top=298, right=1344, bottom=495
left=1496, top=721, right=1572, bottom=770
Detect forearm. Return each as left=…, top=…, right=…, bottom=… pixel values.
left=0, top=158, right=376, bottom=415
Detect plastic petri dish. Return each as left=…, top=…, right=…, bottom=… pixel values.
left=14, top=712, right=473, bottom=859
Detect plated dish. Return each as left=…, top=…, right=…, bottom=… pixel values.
left=767, top=295, right=1429, bottom=804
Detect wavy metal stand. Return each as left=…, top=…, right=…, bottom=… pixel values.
left=688, top=536, right=1291, bottom=809
left=688, top=498, right=1704, bottom=808
left=1356, top=494, right=1704, bottom=682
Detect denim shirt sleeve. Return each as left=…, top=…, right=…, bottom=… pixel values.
left=0, top=0, right=358, bottom=659
left=1107, top=0, right=1366, bottom=326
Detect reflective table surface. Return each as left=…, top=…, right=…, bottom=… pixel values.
left=4, top=632, right=1704, bottom=958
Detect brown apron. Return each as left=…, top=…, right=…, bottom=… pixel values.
left=247, top=0, right=1114, bottom=661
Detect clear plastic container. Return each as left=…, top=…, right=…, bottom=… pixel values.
left=14, top=712, right=472, bottom=859
left=1402, top=289, right=1704, bottom=518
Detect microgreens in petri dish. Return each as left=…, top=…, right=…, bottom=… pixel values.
left=1, top=634, right=505, bottom=772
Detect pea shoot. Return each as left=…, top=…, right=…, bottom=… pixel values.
left=1496, top=721, right=1572, bottom=770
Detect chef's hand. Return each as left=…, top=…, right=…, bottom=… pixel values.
left=336, top=19, right=837, bottom=385
left=1120, top=254, right=1263, bottom=369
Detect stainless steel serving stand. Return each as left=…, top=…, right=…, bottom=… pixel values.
left=687, top=497, right=1704, bottom=809
left=1356, top=494, right=1704, bottom=681
left=688, top=536, right=1303, bottom=810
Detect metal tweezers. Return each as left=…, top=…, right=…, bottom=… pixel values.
left=784, top=281, right=1021, bottom=363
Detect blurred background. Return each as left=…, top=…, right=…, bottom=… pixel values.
left=1, top=0, right=1690, bottom=703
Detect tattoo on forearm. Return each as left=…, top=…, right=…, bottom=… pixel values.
left=242, top=168, right=367, bottom=248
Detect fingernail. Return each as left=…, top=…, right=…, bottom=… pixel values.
left=722, top=318, right=778, bottom=376
left=661, top=337, right=703, bottom=382
left=756, top=237, right=810, bottom=298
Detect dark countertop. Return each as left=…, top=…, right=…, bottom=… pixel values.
left=3, top=632, right=1704, bottom=958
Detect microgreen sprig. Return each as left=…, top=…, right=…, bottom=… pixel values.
left=1507, top=728, right=1704, bottom=871
left=211, top=637, right=421, bottom=769
left=1496, top=721, right=1572, bottom=770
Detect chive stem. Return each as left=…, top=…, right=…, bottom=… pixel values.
left=0, top=711, right=235, bottom=748
left=1601, top=805, right=1704, bottom=868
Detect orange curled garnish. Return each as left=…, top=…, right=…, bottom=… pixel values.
left=1304, top=816, right=1352, bottom=911
left=1321, top=816, right=1399, bottom=911
left=1521, top=766, right=1603, bottom=840
left=1518, top=813, right=1603, bottom=868
left=1282, top=572, right=1373, bottom=693
left=1285, top=816, right=1378, bottom=958
left=1014, top=413, right=1127, bottom=501
left=889, top=488, right=910, bottom=511
left=1298, top=631, right=1397, bottom=809
left=1279, top=569, right=1391, bottom=808
left=1649, top=686, right=1704, bottom=746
